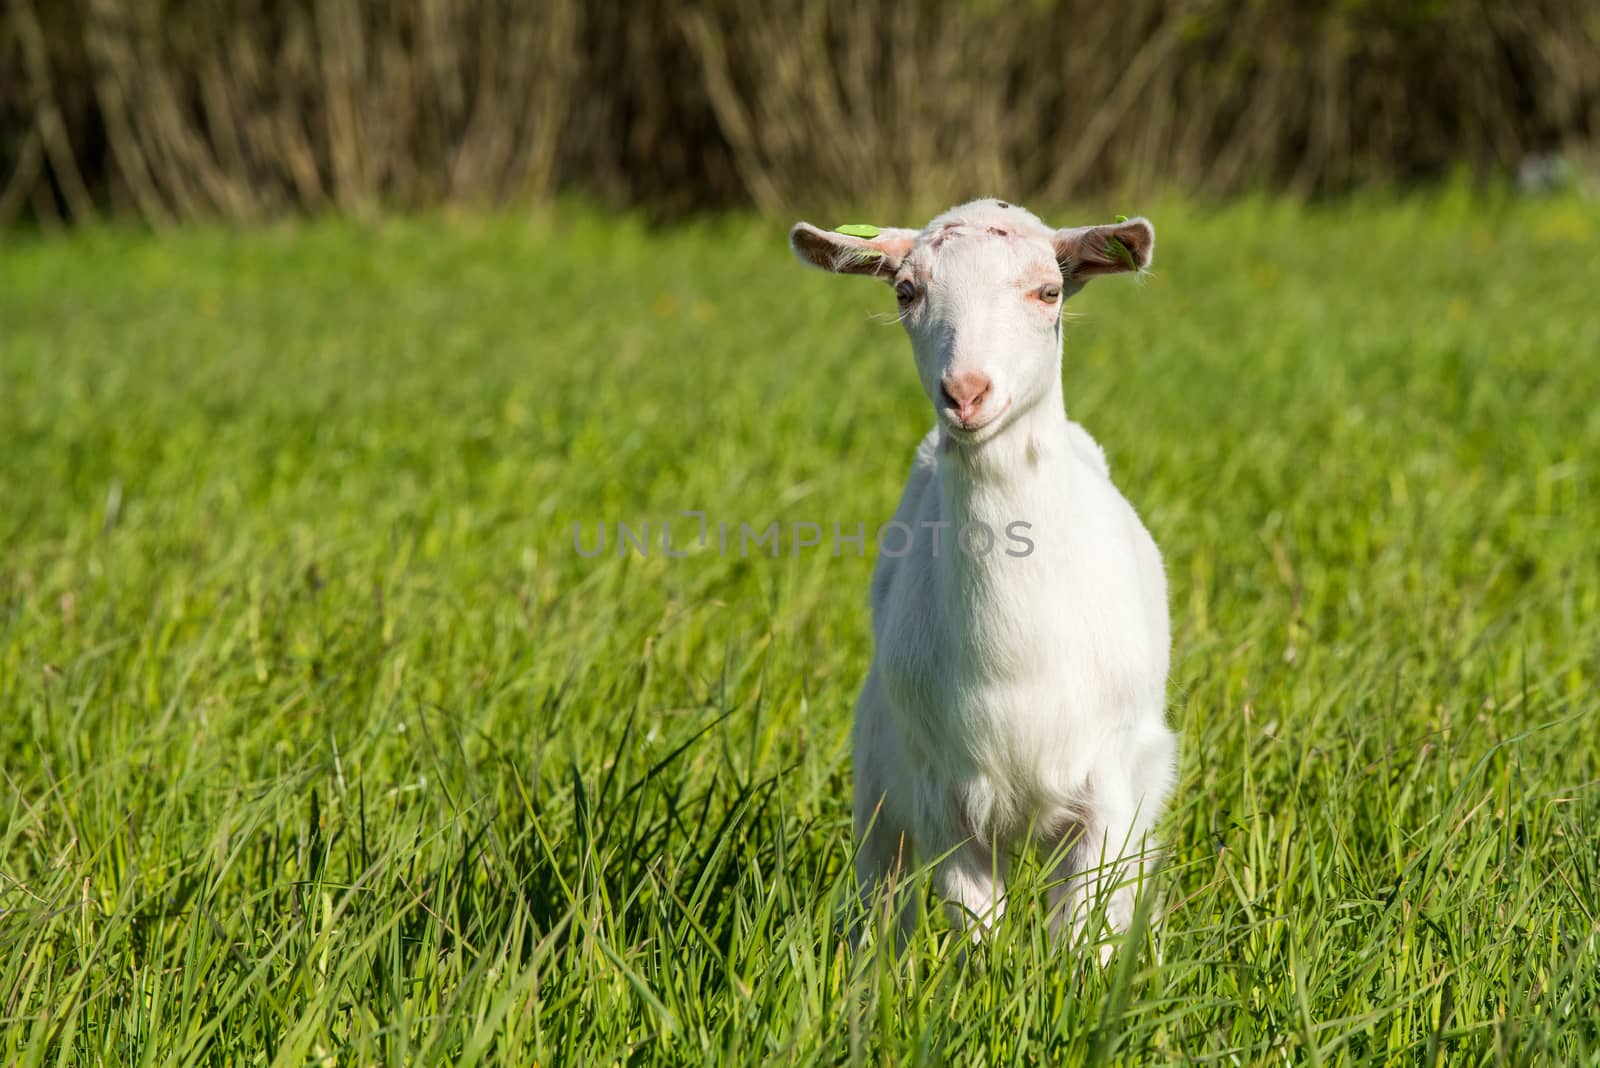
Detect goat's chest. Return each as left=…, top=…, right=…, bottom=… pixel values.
left=875, top=515, right=1157, bottom=779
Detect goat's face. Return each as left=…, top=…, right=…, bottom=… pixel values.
left=790, top=199, right=1153, bottom=447
left=892, top=203, right=1069, bottom=445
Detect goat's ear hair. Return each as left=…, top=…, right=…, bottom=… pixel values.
left=1052, top=217, right=1155, bottom=282
left=789, top=222, right=918, bottom=280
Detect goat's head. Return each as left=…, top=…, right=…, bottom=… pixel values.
left=790, top=199, right=1153, bottom=446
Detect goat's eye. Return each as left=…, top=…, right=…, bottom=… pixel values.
left=1038, top=284, right=1062, bottom=303
left=895, top=279, right=919, bottom=304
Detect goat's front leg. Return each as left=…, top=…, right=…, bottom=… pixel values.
left=852, top=674, right=918, bottom=948
left=1046, top=789, right=1160, bottom=961
left=919, top=788, right=1008, bottom=941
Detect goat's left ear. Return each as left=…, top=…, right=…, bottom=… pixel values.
left=789, top=222, right=919, bottom=281
left=1052, top=217, right=1155, bottom=283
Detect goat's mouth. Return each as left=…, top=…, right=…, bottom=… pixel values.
left=939, top=397, right=1012, bottom=440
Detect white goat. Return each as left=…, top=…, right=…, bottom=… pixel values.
left=790, top=199, right=1176, bottom=953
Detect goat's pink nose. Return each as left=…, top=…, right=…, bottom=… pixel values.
left=940, top=371, right=993, bottom=423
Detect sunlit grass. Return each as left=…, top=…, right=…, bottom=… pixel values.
left=1, top=192, right=1597, bottom=1064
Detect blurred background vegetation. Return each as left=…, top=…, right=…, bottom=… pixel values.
left=3, top=0, right=1598, bottom=227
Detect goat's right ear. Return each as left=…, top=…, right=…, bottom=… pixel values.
left=789, top=222, right=918, bottom=280
left=1052, top=217, right=1156, bottom=283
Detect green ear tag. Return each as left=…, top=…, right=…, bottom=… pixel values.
left=1104, top=236, right=1137, bottom=270
left=834, top=224, right=881, bottom=238
left=1114, top=214, right=1129, bottom=223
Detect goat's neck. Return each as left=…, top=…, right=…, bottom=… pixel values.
left=935, top=379, right=1074, bottom=535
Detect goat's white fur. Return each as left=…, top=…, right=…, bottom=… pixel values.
left=790, top=199, right=1176, bottom=954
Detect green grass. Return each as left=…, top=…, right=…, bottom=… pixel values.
left=2, top=191, right=1598, bottom=1065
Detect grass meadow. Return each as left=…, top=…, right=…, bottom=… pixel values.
left=2, top=192, right=1598, bottom=1065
